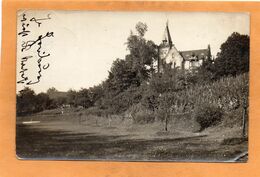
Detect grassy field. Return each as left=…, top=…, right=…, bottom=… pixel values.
left=16, top=109, right=248, bottom=162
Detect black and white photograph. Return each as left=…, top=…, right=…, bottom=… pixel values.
left=16, top=11, right=249, bottom=162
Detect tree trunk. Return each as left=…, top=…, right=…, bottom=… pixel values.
left=165, top=113, right=168, bottom=132
left=242, top=106, right=247, bottom=137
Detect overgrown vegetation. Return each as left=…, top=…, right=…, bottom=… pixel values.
left=194, top=104, right=223, bottom=131
left=17, top=22, right=249, bottom=132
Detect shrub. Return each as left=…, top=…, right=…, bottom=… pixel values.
left=103, top=86, right=143, bottom=114
left=85, top=106, right=104, bottom=116
left=141, top=90, right=159, bottom=111
left=194, top=104, right=223, bottom=131
left=133, top=110, right=155, bottom=124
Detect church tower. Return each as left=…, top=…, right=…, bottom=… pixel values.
left=157, top=21, right=211, bottom=72
left=158, top=22, right=184, bottom=72
left=159, top=21, right=173, bottom=61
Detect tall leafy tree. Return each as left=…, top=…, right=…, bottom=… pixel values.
left=67, top=89, right=78, bottom=107
left=101, top=22, right=157, bottom=113
left=88, top=84, right=105, bottom=107
left=17, top=87, right=37, bottom=115
left=105, top=22, right=157, bottom=95
left=35, top=92, right=52, bottom=112
left=196, top=59, right=215, bottom=83
left=106, top=58, right=138, bottom=95
left=126, top=22, right=157, bottom=83
left=214, top=32, right=249, bottom=78
left=76, top=88, right=92, bottom=108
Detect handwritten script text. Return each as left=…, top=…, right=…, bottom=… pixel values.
left=17, top=12, right=54, bottom=85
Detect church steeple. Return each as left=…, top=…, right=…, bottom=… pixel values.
left=161, top=21, right=173, bottom=48
left=207, top=44, right=212, bottom=60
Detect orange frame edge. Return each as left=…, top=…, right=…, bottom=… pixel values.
left=1, top=1, right=260, bottom=177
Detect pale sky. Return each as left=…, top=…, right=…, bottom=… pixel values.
left=16, top=11, right=250, bottom=93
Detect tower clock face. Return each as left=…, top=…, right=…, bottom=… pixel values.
left=159, top=48, right=169, bottom=59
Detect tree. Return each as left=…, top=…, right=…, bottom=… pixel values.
left=47, top=87, right=59, bottom=96
left=76, top=88, right=92, bottom=108
left=17, top=87, right=37, bottom=115
left=135, top=22, right=147, bottom=37
left=67, top=89, right=78, bottom=107
left=214, top=32, right=249, bottom=78
left=104, top=86, right=143, bottom=114
left=158, top=92, right=176, bottom=131
left=35, top=92, right=52, bottom=112
left=17, top=88, right=55, bottom=115
left=193, top=59, right=215, bottom=84
left=126, top=22, right=157, bottom=83
left=104, top=22, right=157, bottom=97
left=106, top=58, right=138, bottom=95
left=141, top=88, right=159, bottom=112
left=149, top=67, right=187, bottom=94
left=88, top=84, right=105, bottom=107
left=95, top=22, right=158, bottom=114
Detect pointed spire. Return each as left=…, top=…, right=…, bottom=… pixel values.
left=207, top=44, right=212, bottom=60
left=162, top=20, right=173, bottom=48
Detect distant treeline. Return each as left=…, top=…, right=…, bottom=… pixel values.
left=16, top=85, right=103, bottom=116
left=17, top=22, right=249, bottom=130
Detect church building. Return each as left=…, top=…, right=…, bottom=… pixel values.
left=158, top=22, right=212, bottom=72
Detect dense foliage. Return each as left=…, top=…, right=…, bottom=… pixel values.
left=17, top=23, right=249, bottom=132
left=194, top=104, right=223, bottom=131
left=17, top=88, right=53, bottom=116
left=214, top=32, right=249, bottom=78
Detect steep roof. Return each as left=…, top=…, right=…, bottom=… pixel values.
left=160, top=22, right=173, bottom=48
left=180, top=48, right=210, bottom=61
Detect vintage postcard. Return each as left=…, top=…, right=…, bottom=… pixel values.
left=16, top=10, right=249, bottom=162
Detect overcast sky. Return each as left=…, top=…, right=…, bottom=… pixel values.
left=16, top=11, right=249, bottom=93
